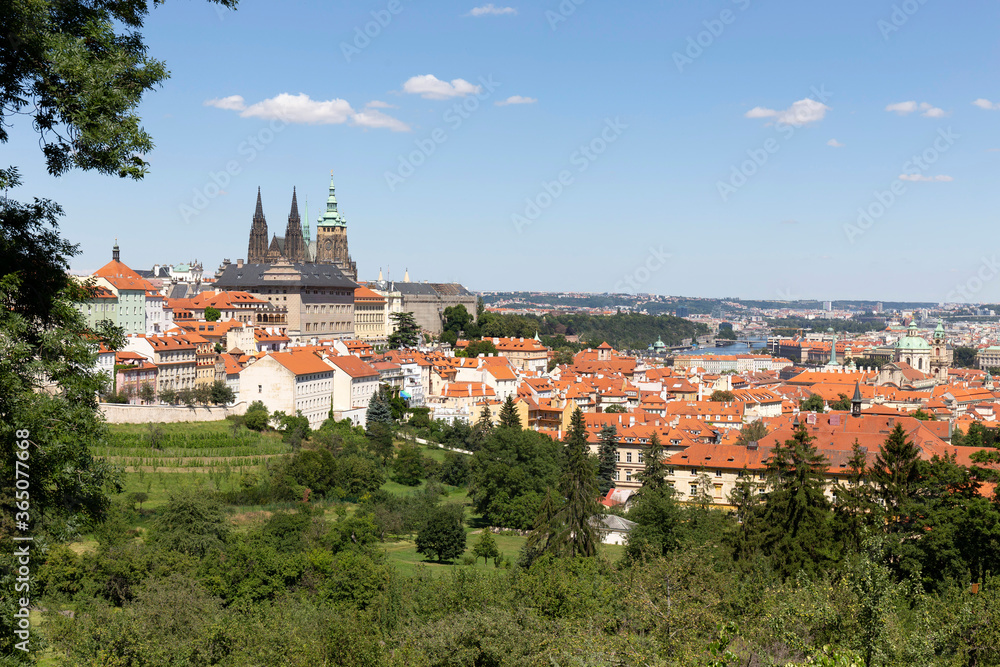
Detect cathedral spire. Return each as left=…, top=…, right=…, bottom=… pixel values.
left=247, top=187, right=269, bottom=263
left=283, top=187, right=305, bottom=262
left=303, top=196, right=310, bottom=243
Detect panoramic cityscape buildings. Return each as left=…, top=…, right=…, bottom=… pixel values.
left=6, top=2, right=1000, bottom=662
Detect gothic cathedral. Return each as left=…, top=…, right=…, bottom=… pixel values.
left=246, top=174, right=357, bottom=281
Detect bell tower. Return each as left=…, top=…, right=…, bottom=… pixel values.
left=314, top=172, right=357, bottom=281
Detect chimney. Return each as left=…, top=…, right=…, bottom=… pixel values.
left=237, top=259, right=244, bottom=268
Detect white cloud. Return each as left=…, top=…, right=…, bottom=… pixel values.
left=899, top=174, right=953, bottom=182
left=886, top=100, right=918, bottom=115
left=240, top=93, right=354, bottom=124
left=973, top=98, right=1000, bottom=110
left=496, top=95, right=537, bottom=106
left=919, top=102, right=947, bottom=118
left=365, top=100, right=396, bottom=109
left=206, top=93, right=410, bottom=131
left=466, top=4, right=517, bottom=16
left=745, top=98, right=829, bottom=126
left=885, top=101, right=947, bottom=117
left=352, top=108, right=411, bottom=132
left=205, top=95, right=246, bottom=111
left=744, top=106, right=776, bottom=119
left=827, top=138, right=844, bottom=148
left=402, top=74, right=482, bottom=99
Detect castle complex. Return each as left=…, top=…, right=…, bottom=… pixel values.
left=246, top=174, right=357, bottom=281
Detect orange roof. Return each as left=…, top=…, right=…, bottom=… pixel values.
left=267, top=351, right=332, bottom=376
left=354, top=286, right=386, bottom=302
left=328, top=354, right=380, bottom=379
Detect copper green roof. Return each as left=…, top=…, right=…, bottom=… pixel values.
left=896, top=323, right=930, bottom=350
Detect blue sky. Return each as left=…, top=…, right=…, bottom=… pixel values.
left=8, top=0, right=1000, bottom=301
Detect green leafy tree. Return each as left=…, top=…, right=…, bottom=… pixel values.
left=463, top=339, right=498, bottom=358
left=366, top=422, right=394, bottom=465
left=1, top=0, right=239, bottom=188
left=393, top=443, right=424, bottom=486
left=150, top=493, right=229, bottom=557
left=603, top=403, right=627, bottom=413
left=204, top=306, right=221, bottom=322
left=625, top=483, right=682, bottom=560
left=209, top=380, right=235, bottom=405
left=138, top=382, right=156, bottom=404
left=128, top=492, right=149, bottom=512
left=472, top=530, right=501, bottom=565
left=277, top=411, right=310, bottom=450
left=244, top=400, right=269, bottom=431
left=469, top=427, right=561, bottom=529
left=952, top=346, right=979, bottom=368
left=415, top=504, right=466, bottom=562
left=801, top=394, right=826, bottom=412
left=443, top=304, right=473, bottom=335
left=388, top=312, right=421, bottom=349
left=439, top=451, right=470, bottom=487
left=1, top=210, right=124, bottom=538
left=736, top=420, right=768, bottom=446
left=498, top=395, right=521, bottom=429
left=829, top=393, right=852, bottom=411
left=596, top=424, right=619, bottom=496
left=709, top=390, right=735, bottom=402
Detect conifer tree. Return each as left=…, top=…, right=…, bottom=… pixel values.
left=597, top=424, right=619, bottom=496
left=498, top=395, right=521, bottom=429
left=638, top=431, right=668, bottom=493
left=757, top=423, right=836, bottom=578
left=528, top=408, right=599, bottom=558
left=365, top=387, right=393, bottom=428
left=475, top=403, right=494, bottom=433
left=872, top=422, right=921, bottom=533
left=833, top=439, right=877, bottom=553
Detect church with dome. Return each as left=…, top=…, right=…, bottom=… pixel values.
left=895, top=320, right=952, bottom=380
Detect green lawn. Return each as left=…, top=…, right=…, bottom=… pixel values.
left=97, top=423, right=626, bottom=581
left=382, top=529, right=625, bottom=576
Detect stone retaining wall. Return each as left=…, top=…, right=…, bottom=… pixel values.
left=99, top=402, right=248, bottom=424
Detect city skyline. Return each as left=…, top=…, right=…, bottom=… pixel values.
left=6, top=0, right=1000, bottom=300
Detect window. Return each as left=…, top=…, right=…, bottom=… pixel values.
left=626, top=452, right=632, bottom=463
left=690, top=485, right=698, bottom=496
left=258, top=385, right=262, bottom=393
left=638, top=451, right=644, bottom=463
left=625, top=470, right=632, bottom=482
left=615, top=452, right=620, bottom=463
left=692, top=468, right=698, bottom=476
left=715, top=469, right=722, bottom=477
left=667, top=467, right=675, bottom=476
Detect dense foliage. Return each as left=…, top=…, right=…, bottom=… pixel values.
left=473, top=311, right=708, bottom=350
